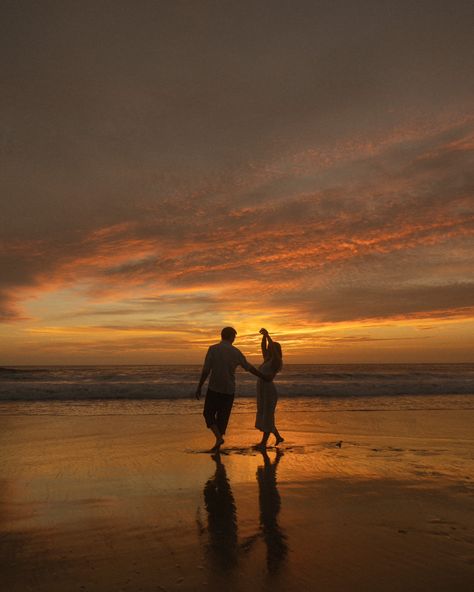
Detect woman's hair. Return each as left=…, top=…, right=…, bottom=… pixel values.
left=271, top=341, right=283, bottom=373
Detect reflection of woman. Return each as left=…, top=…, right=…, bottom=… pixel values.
left=255, top=328, right=284, bottom=449
left=257, top=449, right=287, bottom=573
left=201, top=453, right=238, bottom=571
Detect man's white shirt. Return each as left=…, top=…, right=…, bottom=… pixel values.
left=203, top=340, right=251, bottom=395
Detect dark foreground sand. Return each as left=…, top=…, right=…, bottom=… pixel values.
left=1, top=404, right=473, bottom=592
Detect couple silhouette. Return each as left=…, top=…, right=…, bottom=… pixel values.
left=195, top=327, right=284, bottom=451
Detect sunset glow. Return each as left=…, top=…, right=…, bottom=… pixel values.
left=1, top=2, right=473, bottom=364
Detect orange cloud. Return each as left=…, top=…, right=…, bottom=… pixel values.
left=1, top=116, right=472, bottom=365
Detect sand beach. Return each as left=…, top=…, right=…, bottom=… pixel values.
left=1, top=400, right=473, bottom=592
left=2, top=0, right=473, bottom=589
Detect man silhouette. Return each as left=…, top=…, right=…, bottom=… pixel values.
left=195, top=327, right=265, bottom=451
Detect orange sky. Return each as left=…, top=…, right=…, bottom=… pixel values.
left=1, top=2, right=473, bottom=364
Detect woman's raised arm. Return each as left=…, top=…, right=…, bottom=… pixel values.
left=261, top=332, right=268, bottom=358
left=263, top=329, right=282, bottom=373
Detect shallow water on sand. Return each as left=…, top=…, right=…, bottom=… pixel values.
left=1, top=403, right=473, bottom=591
left=1, top=392, right=474, bottom=416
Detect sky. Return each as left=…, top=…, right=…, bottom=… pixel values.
left=1, top=0, right=473, bottom=364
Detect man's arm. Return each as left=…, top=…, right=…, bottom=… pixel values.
left=238, top=349, right=270, bottom=381
left=247, top=364, right=270, bottom=381
left=195, top=348, right=212, bottom=400
left=195, top=368, right=210, bottom=400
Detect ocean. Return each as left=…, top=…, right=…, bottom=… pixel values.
left=0, top=363, right=473, bottom=415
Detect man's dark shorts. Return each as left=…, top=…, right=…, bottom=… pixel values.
left=203, top=388, right=235, bottom=435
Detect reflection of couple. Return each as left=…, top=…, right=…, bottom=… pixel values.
left=195, top=327, right=284, bottom=452
left=199, top=449, right=287, bottom=574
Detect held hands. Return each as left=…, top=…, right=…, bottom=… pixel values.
left=256, top=369, right=272, bottom=382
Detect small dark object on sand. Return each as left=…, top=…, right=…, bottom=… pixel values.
left=336, top=441, right=343, bottom=448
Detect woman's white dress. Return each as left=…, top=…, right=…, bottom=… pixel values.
left=255, top=359, right=278, bottom=432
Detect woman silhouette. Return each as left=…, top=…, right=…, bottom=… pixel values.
left=254, top=328, right=284, bottom=449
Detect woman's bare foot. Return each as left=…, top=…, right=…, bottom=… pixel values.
left=275, top=435, right=284, bottom=445
left=210, top=437, right=224, bottom=452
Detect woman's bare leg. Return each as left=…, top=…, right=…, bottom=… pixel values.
left=273, top=428, right=284, bottom=445
left=254, top=432, right=270, bottom=449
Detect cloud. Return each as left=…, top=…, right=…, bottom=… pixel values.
left=1, top=117, right=473, bottom=333
left=271, top=283, right=474, bottom=324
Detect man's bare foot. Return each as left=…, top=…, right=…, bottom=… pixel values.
left=275, top=435, right=284, bottom=445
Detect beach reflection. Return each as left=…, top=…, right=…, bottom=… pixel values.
left=257, top=449, right=288, bottom=574
left=200, top=449, right=287, bottom=578
left=201, top=453, right=238, bottom=571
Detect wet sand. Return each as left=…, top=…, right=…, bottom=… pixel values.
left=1, top=404, right=473, bottom=591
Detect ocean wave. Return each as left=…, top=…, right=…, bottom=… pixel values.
left=0, top=380, right=473, bottom=400
left=1, top=364, right=473, bottom=400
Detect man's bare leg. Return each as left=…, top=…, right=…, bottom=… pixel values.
left=210, top=423, right=224, bottom=451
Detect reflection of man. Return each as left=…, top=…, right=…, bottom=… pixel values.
left=257, top=449, right=288, bottom=574
left=195, top=327, right=265, bottom=451
left=201, top=453, right=238, bottom=571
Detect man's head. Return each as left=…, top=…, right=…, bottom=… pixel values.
left=221, top=326, right=237, bottom=343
